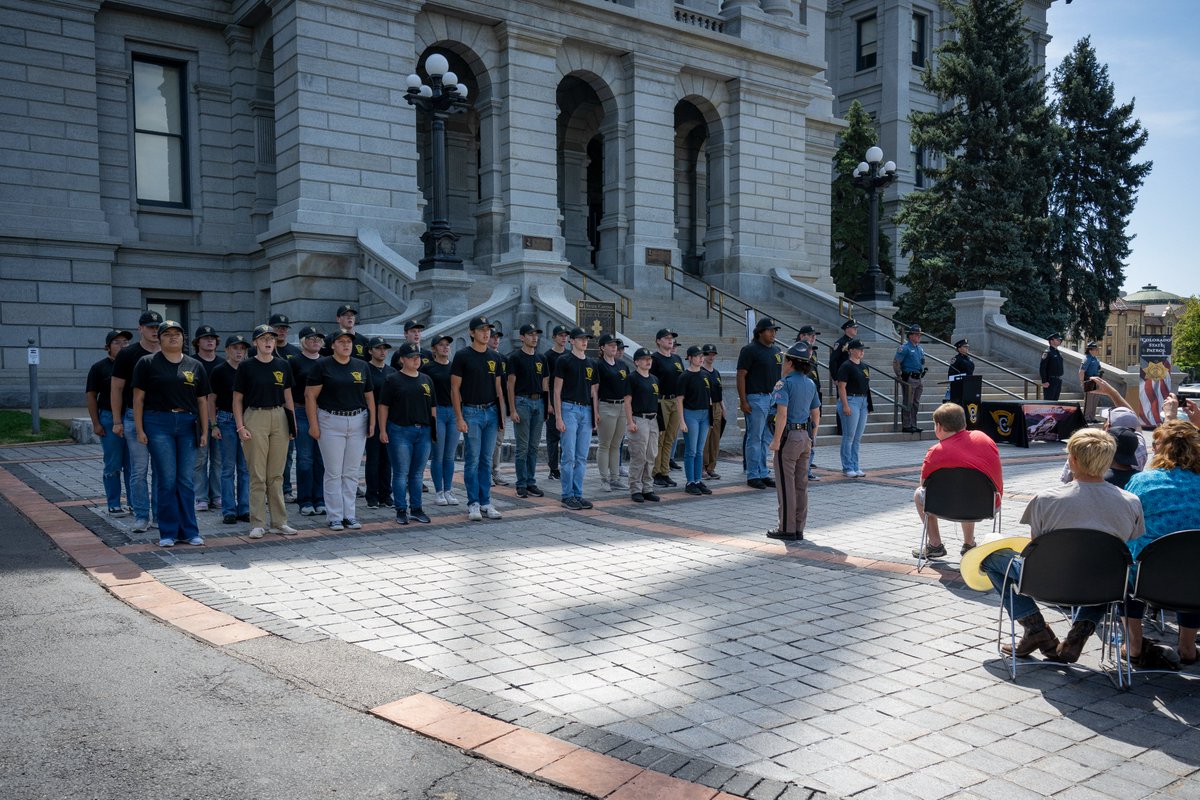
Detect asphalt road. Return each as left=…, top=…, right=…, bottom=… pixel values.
left=0, top=494, right=576, bottom=800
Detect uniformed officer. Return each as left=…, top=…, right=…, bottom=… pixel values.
left=828, top=319, right=858, bottom=396
left=893, top=324, right=926, bottom=433
left=737, top=318, right=783, bottom=489
left=1079, top=342, right=1102, bottom=422
left=796, top=325, right=821, bottom=481
left=945, top=339, right=975, bottom=400
left=1040, top=333, right=1065, bottom=401
left=768, top=341, right=821, bottom=541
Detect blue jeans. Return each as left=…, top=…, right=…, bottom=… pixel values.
left=984, top=550, right=1105, bottom=626
left=387, top=423, right=432, bottom=512
left=683, top=407, right=710, bottom=484
left=559, top=401, right=592, bottom=499
left=837, top=395, right=868, bottom=473
left=462, top=405, right=498, bottom=507
left=294, top=407, right=324, bottom=507
left=217, top=410, right=249, bottom=517
left=514, top=396, right=545, bottom=489
left=431, top=406, right=459, bottom=493
left=98, top=410, right=127, bottom=511
left=745, top=393, right=772, bottom=479
left=123, top=409, right=156, bottom=521
left=143, top=410, right=199, bottom=543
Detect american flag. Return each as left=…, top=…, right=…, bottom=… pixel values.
left=1137, top=357, right=1172, bottom=427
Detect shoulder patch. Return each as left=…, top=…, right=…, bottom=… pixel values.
left=772, top=380, right=784, bottom=392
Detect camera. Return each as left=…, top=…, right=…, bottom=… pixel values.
left=1083, top=378, right=1098, bottom=392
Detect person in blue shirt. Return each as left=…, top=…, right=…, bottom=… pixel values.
left=767, top=341, right=821, bottom=542
left=1078, top=342, right=1103, bottom=423
left=893, top=324, right=926, bottom=434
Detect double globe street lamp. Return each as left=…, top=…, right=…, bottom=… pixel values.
left=405, top=53, right=470, bottom=271
left=851, top=146, right=897, bottom=302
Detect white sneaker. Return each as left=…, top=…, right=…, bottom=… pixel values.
left=194, top=501, right=208, bottom=512
left=285, top=492, right=297, bottom=503
left=249, top=527, right=266, bottom=539
left=600, top=477, right=612, bottom=492
left=444, top=491, right=459, bottom=506
left=436, top=492, right=449, bottom=506
left=610, top=478, right=628, bottom=490
left=484, top=504, right=503, bottom=520
left=274, top=525, right=298, bottom=536
left=468, top=503, right=483, bottom=521
left=855, top=470, right=866, bottom=478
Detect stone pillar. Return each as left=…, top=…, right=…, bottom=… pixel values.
left=473, top=96, right=504, bottom=272
left=596, top=119, right=628, bottom=282
left=950, top=290, right=1008, bottom=355
left=853, top=299, right=900, bottom=344
left=760, top=0, right=793, bottom=16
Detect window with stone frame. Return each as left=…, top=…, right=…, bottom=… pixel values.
left=856, top=15, right=878, bottom=71
left=132, top=56, right=188, bottom=206
left=911, top=12, right=928, bottom=68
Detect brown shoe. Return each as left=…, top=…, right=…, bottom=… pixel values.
left=1001, top=612, right=1059, bottom=658
left=1052, top=619, right=1096, bottom=664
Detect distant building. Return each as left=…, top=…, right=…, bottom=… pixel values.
left=1075, top=285, right=1186, bottom=372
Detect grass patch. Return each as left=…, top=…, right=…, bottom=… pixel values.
left=0, top=410, right=72, bottom=445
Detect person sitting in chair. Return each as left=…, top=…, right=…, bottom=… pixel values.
left=911, top=403, right=1003, bottom=560
left=981, top=428, right=1144, bottom=664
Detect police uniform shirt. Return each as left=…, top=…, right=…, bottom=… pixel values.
left=948, top=353, right=975, bottom=378
left=450, top=347, right=501, bottom=406
left=836, top=360, right=871, bottom=396
left=131, top=352, right=211, bottom=415
left=596, top=359, right=629, bottom=402
left=736, top=341, right=782, bottom=394
left=1040, top=347, right=1064, bottom=380
left=555, top=353, right=595, bottom=405
left=309, top=356, right=373, bottom=412
left=1081, top=353, right=1101, bottom=378
left=507, top=350, right=547, bottom=396
left=290, top=355, right=322, bottom=406
left=679, top=369, right=711, bottom=411
left=379, top=371, right=434, bottom=427
left=772, top=372, right=820, bottom=424
left=650, top=352, right=684, bottom=397
left=86, top=356, right=117, bottom=414
left=628, top=372, right=660, bottom=416
left=235, top=356, right=293, bottom=408
left=210, top=362, right=238, bottom=412
left=895, top=341, right=925, bottom=374
left=320, top=332, right=370, bottom=360
left=112, top=342, right=156, bottom=414
left=702, top=367, right=723, bottom=404
left=421, top=360, right=453, bottom=407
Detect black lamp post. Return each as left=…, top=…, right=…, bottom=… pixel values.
left=851, top=146, right=897, bottom=302
left=405, top=54, right=470, bottom=271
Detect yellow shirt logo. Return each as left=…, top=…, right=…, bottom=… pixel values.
left=487, top=360, right=496, bottom=374
left=351, top=371, right=363, bottom=383
left=422, top=382, right=431, bottom=396
left=674, top=362, right=682, bottom=372
left=182, top=371, right=195, bottom=385
left=651, top=383, right=659, bottom=394
left=273, top=370, right=284, bottom=386
left=619, top=369, right=626, bottom=379
left=586, top=367, right=594, bottom=380
left=775, top=353, right=783, bottom=364
left=536, top=362, right=543, bottom=374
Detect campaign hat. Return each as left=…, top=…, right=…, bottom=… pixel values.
left=786, top=341, right=812, bottom=360
left=959, top=538, right=1033, bottom=591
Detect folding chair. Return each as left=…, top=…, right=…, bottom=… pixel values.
left=997, top=528, right=1133, bottom=687
left=1129, top=530, right=1200, bottom=682
left=916, top=467, right=1000, bottom=571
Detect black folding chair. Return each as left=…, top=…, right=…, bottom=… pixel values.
left=997, top=528, right=1133, bottom=687
left=916, top=467, right=1000, bottom=571
left=1130, top=530, right=1200, bottom=682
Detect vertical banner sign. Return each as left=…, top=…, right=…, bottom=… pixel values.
left=1137, top=335, right=1173, bottom=427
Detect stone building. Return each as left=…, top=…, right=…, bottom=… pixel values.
left=0, top=0, right=841, bottom=405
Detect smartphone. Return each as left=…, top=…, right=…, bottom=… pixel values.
left=1083, top=378, right=1098, bottom=392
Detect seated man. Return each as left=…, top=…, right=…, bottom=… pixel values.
left=982, top=428, right=1144, bottom=663
left=912, top=403, right=1003, bottom=559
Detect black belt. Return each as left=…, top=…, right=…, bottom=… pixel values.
left=785, top=422, right=809, bottom=431
left=635, top=412, right=657, bottom=420
left=324, top=408, right=365, bottom=416
left=660, top=395, right=676, bottom=400
left=248, top=405, right=283, bottom=411
left=517, top=394, right=541, bottom=399
left=847, top=393, right=867, bottom=397
left=562, top=400, right=590, bottom=407
left=463, top=403, right=495, bottom=410
left=902, top=372, right=923, bottom=379
left=600, top=399, right=624, bottom=405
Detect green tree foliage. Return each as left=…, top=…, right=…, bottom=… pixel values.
left=896, top=0, right=1058, bottom=338
left=1174, top=297, right=1200, bottom=380
left=830, top=100, right=893, bottom=297
left=1051, top=37, right=1151, bottom=342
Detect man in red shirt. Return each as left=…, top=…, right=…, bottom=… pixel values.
left=912, top=403, right=1003, bottom=559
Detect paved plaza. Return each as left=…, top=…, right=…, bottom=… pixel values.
left=5, top=437, right=1200, bottom=800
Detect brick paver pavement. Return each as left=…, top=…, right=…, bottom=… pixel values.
left=5, top=438, right=1200, bottom=799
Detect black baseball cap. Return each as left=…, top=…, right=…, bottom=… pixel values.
left=433, top=334, right=453, bottom=345
left=225, top=334, right=249, bottom=348
left=551, top=324, right=570, bottom=336
left=298, top=326, right=324, bottom=340
left=404, top=319, right=425, bottom=331
left=157, top=319, right=183, bottom=336
left=754, top=317, right=781, bottom=333
left=194, top=324, right=218, bottom=340
left=252, top=324, right=274, bottom=340
left=656, top=328, right=677, bottom=340
left=519, top=324, right=543, bottom=336
left=330, top=328, right=356, bottom=342
left=615, top=340, right=626, bottom=349
left=568, top=327, right=591, bottom=339
left=847, top=339, right=868, bottom=350
left=105, top=329, right=132, bottom=345
left=469, top=315, right=493, bottom=331
left=633, top=347, right=653, bottom=360
left=597, top=333, right=617, bottom=347
left=686, top=345, right=703, bottom=358
left=336, top=304, right=358, bottom=317
left=489, top=328, right=504, bottom=338
left=701, top=343, right=718, bottom=355
left=786, top=341, right=812, bottom=360
left=841, top=319, right=857, bottom=330
left=954, top=339, right=969, bottom=349
left=395, top=342, right=422, bottom=358
left=798, top=325, right=819, bottom=335
left=139, top=310, right=163, bottom=327
left=269, top=313, right=291, bottom=327
left=368, top=336, right=391, bottom=349
left=1110, top=427, right=1140, bottom=467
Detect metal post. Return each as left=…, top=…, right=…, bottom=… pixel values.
left=28, top=338, right=40, bottom=434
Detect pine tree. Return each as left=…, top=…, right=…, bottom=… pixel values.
left=830, top=100, right=893, bottom=297
left=896, top=0, right=1059, bottom=339
left=1051, top=37, right=1151, bottom=342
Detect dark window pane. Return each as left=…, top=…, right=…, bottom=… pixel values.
left=857, top=16, right=877, bottom=71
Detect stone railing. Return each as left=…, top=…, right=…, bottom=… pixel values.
left=674, top=6, right=725, bottom=33
left=357, top=228, right=417, bottom=314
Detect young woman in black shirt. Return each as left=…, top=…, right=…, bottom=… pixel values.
left=290, top=327, right=326, bottom=516
left=210, top=335, right=251, bottom=524
left=234, top=325, right=297, bottom=539
left=836, top=340, right=871, bottom=478
left=676, top=346, right=713, bottom=496
left=86, top=329, right=131, bottom=515
left=306, top=328, right=376, bottom=531
left=379, top=343, right=436, bottom=524
left=364, top=338, right=396, bottom=510
left=131, top=320, right=211, bottom=547
left=423, top=334, right=459, bottom=506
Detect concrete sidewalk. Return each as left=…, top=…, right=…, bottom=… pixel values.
left=3, top=438, right=1199, bottom=800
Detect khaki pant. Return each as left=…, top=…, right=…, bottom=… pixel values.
left=627, top=415, right=659, bottom=495
left=774, top=427, right=812, bottom=534
left=653, top=398, right=680, bottom=476
left=597, top=401, right=625, bottom=480
left=704, top=402, right=723, bottom=474
left=244, top=407, right=289, bottom=529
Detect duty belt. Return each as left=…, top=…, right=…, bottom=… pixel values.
left=902, top=372, right=923, bottom=379
left=785, top=422, right=809, bottom=431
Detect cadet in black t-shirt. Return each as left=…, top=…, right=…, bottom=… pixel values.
left=835, top=339, right=871, bottom=478
left=379, top=343, right=436, bottom=524
left=738, top=318, right=783, bottom=487
left=507, top=324, right=549, bottom=497
left=554, top=328, right=598, bottom=509
left=626, top=348, right=662, bottom=503
left=423, top=334, right=458, bottom=505
left=450, top=317, right=505, bottom=519
left=594, top=333, right=630, bottom=491
left=677, top=346, right=713, bottom=495
left=649, top=329, right=683, bottom=484
left=543, top=325, right=571, bottom=480
left=290, top=326, right=327, bottom=515
left=209, top=335, right=251, bottom=523
left=86, top=329, right=132, bottom=515
left=109, top=310, right=164, bottom=529
left=700, top=343, right=724, bottom=480
left=364, top=337, right=396, bottom=509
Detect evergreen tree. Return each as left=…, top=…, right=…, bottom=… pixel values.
left=830, top=100, right=893, bottom=297
left=896, top=0, right=1059, bottom=338
left=1051, top=37, right=1151, bottom=342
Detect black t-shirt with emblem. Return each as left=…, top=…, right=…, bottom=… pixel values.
left=679, top=369, right=712, bottom=411
left=112, top=342, right=156, bottom=414
left=836, top=360, right=871, bottom=396
left=628, top=372, right=660, bottom=416
left=194, top=354, right=222, bottom=381
left=703, top=367, right=723, bottom=404
left=596, top=359, right=629, bottom=402
left=450, top=347, right=501, bottom=406
left=132, top=352, right=211, bottom=414
left=421, top=360, right=452, bottom=407
left=737, top=340, right=782, bottom=394
left=555, top=353, right=596, bottom=405
left=650, top=352, right=684, bottom=397
left=234, top=356, right=293, bottom=408
left=86, top=356, right=117, bottom=413
left=367, top=362, right=396, bottom=402
left=320, top=332, right=371, bottom=361
left=391, top=347, right=433, bottom=371
left=507, top=350, right=547, bottom=396
left=379, top=371, right=435, bottom=427
left=290, top=354, right=322, bottom=406
left=210, top=362, right=239, bottom=412
left=309, top=356, right=373, bottom=411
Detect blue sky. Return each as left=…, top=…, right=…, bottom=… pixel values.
left=1045, top=1, right=1199, bottom=299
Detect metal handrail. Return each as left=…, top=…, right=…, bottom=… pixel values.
left=563, top=264, right=632, bottom=324
left=661, top=264, right=744, bottom=337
